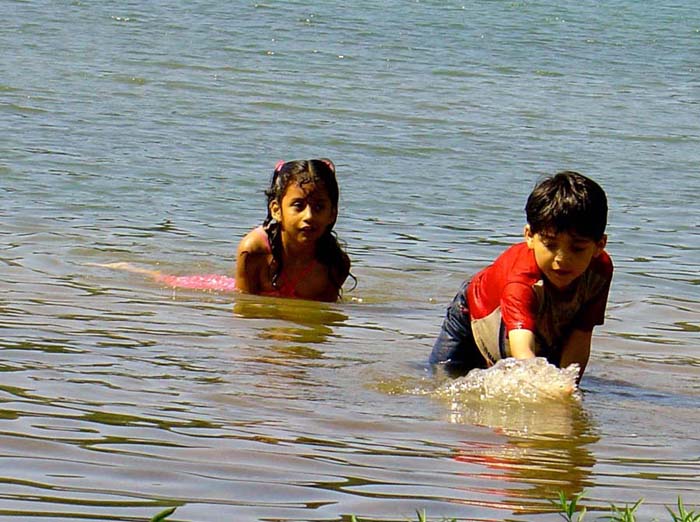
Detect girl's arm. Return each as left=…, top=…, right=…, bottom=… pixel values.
left=559, top=328, right=593, bottom=382
left=235, top=231, right=268, bottom=294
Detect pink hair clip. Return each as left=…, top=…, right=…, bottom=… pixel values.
left=319, top=158, right=335, bottom=173
left=274, top=160, right=285, bottom=173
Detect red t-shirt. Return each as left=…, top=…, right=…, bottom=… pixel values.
left=466, top=242, right=613, bottom=364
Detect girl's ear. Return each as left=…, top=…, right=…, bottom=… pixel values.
left=269, top=200, right=282, bottom=222
left=524, top=224, right=535, bottom=249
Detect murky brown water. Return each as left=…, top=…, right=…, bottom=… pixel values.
left=2, top=1, right=699, bottom=520
left=2, top=255, right=697, bottom=521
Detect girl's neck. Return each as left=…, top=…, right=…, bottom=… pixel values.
left=280, top=235, right=316, bottom=266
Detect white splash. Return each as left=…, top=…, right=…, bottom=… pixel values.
left=431, top=358, right=582, bottom=435
left=435, top=357, right=580, bottom=403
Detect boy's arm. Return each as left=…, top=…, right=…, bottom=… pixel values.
left=509, top=328, right=592, bottom=383
left=559, top=328, right=593, bottom=382
left=508, top=329, right=537, bottom=359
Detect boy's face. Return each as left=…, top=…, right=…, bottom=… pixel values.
left=525, top=226, right=607, bottom=290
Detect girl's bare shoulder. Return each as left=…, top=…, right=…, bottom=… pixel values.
left=236, top=227, right=270, bottom=257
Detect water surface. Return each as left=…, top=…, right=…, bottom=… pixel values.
left=1, top=1, right=698, bottom=520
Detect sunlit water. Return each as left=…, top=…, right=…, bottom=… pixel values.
left=1, top=1, right=699, bottom=521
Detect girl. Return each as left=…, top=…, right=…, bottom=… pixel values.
left=98, top=159, right=352, bottom=302
left=235, top=158, right=352, bottom=301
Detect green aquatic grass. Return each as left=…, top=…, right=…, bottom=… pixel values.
left=552, top=493, right=700, bottom=522
left=151, top=494, right=698, bottom=522
left=551, top=490, right=588, bottom=522
left=667, top=497, right=700, bottom=522
left=351, top=511, right=456, bottom=522
left=150, top=507, right=176, bottom=522
left=604, top=498, right=644, bottom=522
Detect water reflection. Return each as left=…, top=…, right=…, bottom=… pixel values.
left=385, top=361, right=600, bottom=516
left=233, top=297, right=348, bottom=345
left=436, top=363, right=598, bottom=513
left=452, top=400, right=598, bottom=513
left=232, top=297, right=350, bottom=392
left=445, top=394, right=583, bottom=436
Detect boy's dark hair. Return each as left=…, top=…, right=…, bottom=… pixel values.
left=525, top=171, right=608, bottom=241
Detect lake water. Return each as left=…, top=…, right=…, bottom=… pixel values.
left=1, top=1, right=698, bottom=521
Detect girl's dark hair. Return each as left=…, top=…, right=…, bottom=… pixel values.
left=525, top=171, right=608, bottom=241
left=262, top=159, right=354, bottom=296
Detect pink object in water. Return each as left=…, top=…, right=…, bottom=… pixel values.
left=156, top=273, right=238, bottom=292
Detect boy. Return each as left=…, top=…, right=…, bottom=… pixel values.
left=430, top=171, right=612, bottom=382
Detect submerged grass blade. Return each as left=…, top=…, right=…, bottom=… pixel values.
left=150, top=507, right=177, bottom=522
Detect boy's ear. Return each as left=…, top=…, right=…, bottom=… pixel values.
left=269, top=200, right=282, bottom=222
left=524, top=225, right=535, bottom=248
left=594, top=234, right=608, bottom=257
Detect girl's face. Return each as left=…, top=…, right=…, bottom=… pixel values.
left=270, top=181, right=337, bottom=247
left=525, top=225, right=607, bottom=290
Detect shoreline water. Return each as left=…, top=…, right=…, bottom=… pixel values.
left=2, top=1, right=699, bottom=520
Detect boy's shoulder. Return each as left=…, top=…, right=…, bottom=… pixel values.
left=496, top=242, right=541, bottom=282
